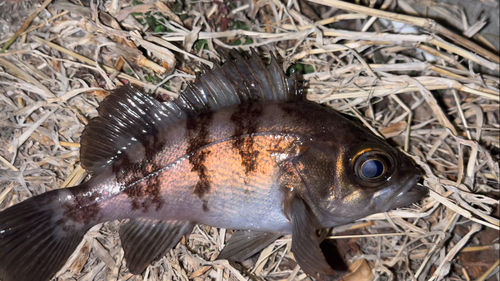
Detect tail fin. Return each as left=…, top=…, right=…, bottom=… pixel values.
left=0, top=189, right=89, bottom=281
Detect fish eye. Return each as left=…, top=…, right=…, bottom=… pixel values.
left=360, top=159, right=385, bottom=179
left=353, top=150, right=393, bottom=183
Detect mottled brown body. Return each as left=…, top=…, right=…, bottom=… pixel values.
left=78, top=101, right=329, bottom=231
left=0, top=51, right=426, bottom=281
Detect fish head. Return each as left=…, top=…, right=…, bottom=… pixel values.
left=297, top=134, right=426, bottom=225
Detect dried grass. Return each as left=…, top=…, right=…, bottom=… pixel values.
left=0, top=0, right=499, bottom=280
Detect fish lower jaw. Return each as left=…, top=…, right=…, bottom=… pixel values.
left=385, top=181, right=427, bottom=211
left=371, top=176, right=420, bottom=212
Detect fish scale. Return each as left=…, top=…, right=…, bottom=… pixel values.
left=0, top=50, right=427, bottom=281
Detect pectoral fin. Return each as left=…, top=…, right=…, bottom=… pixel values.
left=119, top=219, right=194, bottom=274
left=217, top=230, right=281, bottom=261
left=277, top=155, right=339, bottom=279
left=291, top=196, right=335, bottom=279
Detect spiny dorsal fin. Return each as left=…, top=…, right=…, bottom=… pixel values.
left=175, top=49, right=301, bottom=114
left=80, top=49, right=301, bottom=174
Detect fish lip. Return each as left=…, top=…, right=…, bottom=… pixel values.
left=374, top=172, right=425, bottom=212
left=387, top=174, right=428, bottom=211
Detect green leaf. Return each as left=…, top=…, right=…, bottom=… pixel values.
left=154, top=25, right=165, bottom=32
left=232, top=20, right=249, bottom=30
left=294, top=63, right=314, bottom=74
left=286, top=66, right=296, bottom=76
left=304, top=64, right=315, bottom=74
left=195, top=39, right=208, bottom=51
left=145, top=14, right=156, bottom=30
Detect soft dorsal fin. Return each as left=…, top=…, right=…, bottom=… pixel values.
left=80, top=49, right=301, bottom=174
left=80, top=86, right=187, bottom=173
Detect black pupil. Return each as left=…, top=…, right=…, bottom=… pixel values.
left=361, top=159, right=384, bottom=178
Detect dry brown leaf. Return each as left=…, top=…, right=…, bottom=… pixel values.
left=342, top=258, right=374, bottom=281
left=380, top=121, right=408, bottom=138
left=69, top=241, right=91, bottom=274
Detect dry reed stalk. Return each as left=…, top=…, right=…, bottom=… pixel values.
left=305, top=0, right=500, bottom=64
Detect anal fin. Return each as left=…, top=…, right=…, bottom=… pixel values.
left=217, top=230, right=281, bottom=261
left=119, top=219, right=194, bottom=274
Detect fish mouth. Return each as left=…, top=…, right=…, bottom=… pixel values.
left=374, top=173, right=427, bottom=212
left=387, top=177, right=428, bottom=211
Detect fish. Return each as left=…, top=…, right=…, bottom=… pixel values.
left=0, top=49, right=427, bottom=281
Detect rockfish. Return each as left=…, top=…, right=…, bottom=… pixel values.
left=0, top=50, right=426, bottom=281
